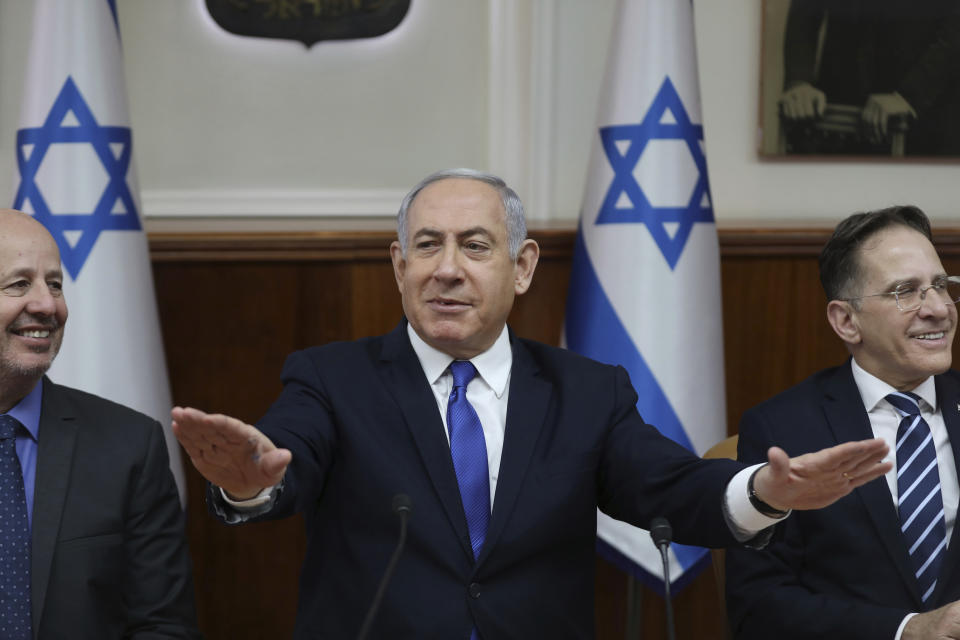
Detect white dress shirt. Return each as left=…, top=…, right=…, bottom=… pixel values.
left=850, top=358, right=959, bottom=640
left=407, top=323, right=777, bottom=536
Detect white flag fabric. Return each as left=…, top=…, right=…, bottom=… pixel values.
left=563, top=0, right=725, bottom=592
left=14, top=0, right=186, bottom=503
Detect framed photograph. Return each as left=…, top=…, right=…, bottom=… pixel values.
left=759, top=0, right=960, bottom=158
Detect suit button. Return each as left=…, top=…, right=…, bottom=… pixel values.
left=468, top=583, right=481, bottom=599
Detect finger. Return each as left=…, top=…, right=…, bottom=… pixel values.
left=781, top=99, right=796, bottom=120
left=817, top=439, right=889, bottom=470
left=172, top=420, right=219, bottom=451
left=845, top=461, right=893, bottom=488
left=813, top=92, right=825, bottom=118
left=838, top=443, right=893, bottom=470
left=841, top=462, right=893, bottom=487
left=179, top=410, right=261, bottom=448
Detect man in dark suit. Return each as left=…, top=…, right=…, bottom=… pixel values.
left=0, top=209, right=199, bottom=639
left=173, top=169, right=890, bottom=639
left=726, top=205, right=960, bottom=639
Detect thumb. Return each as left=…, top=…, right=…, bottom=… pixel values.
left=766, top=446, right=790, bottom=481
left=257, top=449, right=292, bottom=484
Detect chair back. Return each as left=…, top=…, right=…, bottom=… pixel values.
left=702, top=434, right=739, bottom=639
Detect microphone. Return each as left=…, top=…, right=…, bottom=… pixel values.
left=649, top=517, right=676, bottom=640
left=356, top=494, right=413, bottom=640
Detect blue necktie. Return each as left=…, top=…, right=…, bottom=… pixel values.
left=447, top=361, right=490, bottom=561
left=887, top=392, right=947, bottom=603
left=0, top=415, right=31, bottom=639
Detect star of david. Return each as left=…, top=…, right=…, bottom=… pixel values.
left=595, top=76, right=714, bottom=270
left=14, top=76, right=141, bottom=280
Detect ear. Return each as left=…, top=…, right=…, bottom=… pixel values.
left=826, top=300, right=862, bottom=346
left=389, top=241, right=406, bottom=293
left=513, top=239, right=540, bottom=296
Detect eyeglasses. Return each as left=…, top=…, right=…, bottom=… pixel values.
left=841, top=276, right=960, bottom=312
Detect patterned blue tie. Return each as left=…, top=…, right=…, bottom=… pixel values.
left=447, top=361, right=490, bottom=561
left=887, top=392, right=947, bottom=603
left=0, top=415, right=31, bottom=639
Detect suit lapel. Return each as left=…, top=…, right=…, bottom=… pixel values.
left=376, top=323, right=474, bottom=561
left=31, top=378, right=78, bottom=636
left=477, top=335, right=551, bottom=565
left=822, top=363, right=923, bottom=605
left=931, top=373, right=960, bottom=604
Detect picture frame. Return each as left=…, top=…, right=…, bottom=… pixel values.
left=759, top=0, right=960, bottom=158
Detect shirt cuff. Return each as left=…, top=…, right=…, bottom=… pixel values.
left=725, top=463, right=790, bottom=540
left=219, top=485, right=276, bottom=509
left=894, top=613, right=916, bottom=640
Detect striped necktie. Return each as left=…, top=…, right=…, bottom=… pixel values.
left=0, top=414, right=31, bottom=639
left=887, top=392, right=947, bottom=603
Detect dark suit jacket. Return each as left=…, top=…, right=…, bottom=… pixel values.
left=212, top=322, right=745, bottom=639
left=33, top=378, right=199, bottom=639
left=726, top=361, right=960, bottom=639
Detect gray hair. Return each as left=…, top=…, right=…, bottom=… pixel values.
left=396, top=168, right=528, bottom=260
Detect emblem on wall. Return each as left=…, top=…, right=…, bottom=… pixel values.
left=205, top=0, right=411, bottom=47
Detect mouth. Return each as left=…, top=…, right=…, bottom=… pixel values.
left=10, top=323, right=58, bottom=341
left=428, top=297, right=471, bottom=313
left=910, top=330, right=948, bottom=342
left=15, top=329, right=52, bottom=339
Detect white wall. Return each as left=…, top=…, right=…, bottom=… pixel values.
left=0, top=0, right=957, bottom=229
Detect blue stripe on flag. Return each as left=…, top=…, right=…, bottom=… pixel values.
left=566, top=223, right=706, bottom=571
left=597, top=537, right=710, bottom=598
left=106, top=0, right=119, bottom=33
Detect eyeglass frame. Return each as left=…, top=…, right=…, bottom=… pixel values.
left=839, top=275, right=960, bottom=313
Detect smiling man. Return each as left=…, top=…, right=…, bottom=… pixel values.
left=173, top=169, right=891, bottom=639
left=727, top=206, right=960, bottom=640
left=0, top=210, right=199, bottom=639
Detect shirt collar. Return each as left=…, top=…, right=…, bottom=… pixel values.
left=851, top=357, right=937, bottom=413
left=407, top=323, right=512, bottom=397
left=6, top=379, right=43, bottom=442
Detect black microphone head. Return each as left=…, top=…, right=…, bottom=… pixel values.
left=392, top=493, right=413, bottom=516
left=649, top=516, right=672, bottom=547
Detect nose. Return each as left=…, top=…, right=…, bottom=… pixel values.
left=24, top=283, right=59, bottom=317
left=432, top=242, right=464, bottom=282
left=917, top=285, right=951, bottom=317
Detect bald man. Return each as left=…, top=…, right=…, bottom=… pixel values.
left=0, top=210, right=199, bottom=639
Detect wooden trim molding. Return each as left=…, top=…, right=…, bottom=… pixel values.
left=147, top=227, right=960, bottom=262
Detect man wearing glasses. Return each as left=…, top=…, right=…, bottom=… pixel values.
left=727, top=205, right=960, bottom=639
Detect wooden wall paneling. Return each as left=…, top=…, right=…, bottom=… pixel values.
left=346, top=261, right=404, bottom=340
left=156, top=260, right=307, bottom=639
left=721, top=255, right=848, bottom=436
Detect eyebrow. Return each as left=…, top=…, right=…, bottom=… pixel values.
left=888, top=273, right=948, bottom=289
left=1, top=267, right=63, bottom=281
left=411, top=227, right=497, bottom=243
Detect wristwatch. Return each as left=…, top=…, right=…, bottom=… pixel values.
left=747, top=464, right=790, bottom=518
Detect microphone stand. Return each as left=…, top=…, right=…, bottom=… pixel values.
left=650, top=517, right=676, bottom=640
left=356, top=494, right=412, bottom=640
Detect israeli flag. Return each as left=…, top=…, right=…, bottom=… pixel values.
left=564, top=0, right=725, bottom=592
left=14, top=0, right=186, bottom=503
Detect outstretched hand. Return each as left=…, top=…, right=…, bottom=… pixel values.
left=903, top=600, right=960, bottom=640
left=172, top=406, right=292, bottom=500
left=752, top=438, right=891, bottom=511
